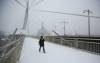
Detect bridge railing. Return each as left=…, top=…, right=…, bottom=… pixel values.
left=45, top=36, right=100, bottom=55
left=0, top=34, right=25, bottom=63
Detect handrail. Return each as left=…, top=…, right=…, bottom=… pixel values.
left=0, top=34, right=25, bottom=63
left=77, top=41, right=100, bottom=44
left=5, top=37, right=23, bottom=58
left=66, top=38, right=100, bottom=41
left=0, top=37, right=22, bottom=51
left=62, top=38, right=100, bottom=44
left=0, top=39, right=20, bottom=50
left=52, top=30, right=100, bottom=45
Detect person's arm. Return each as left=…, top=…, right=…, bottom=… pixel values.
left=43, top=39, right=45, bottom=41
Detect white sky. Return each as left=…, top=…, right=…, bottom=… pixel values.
left=0, top=0, right=100, bottom=36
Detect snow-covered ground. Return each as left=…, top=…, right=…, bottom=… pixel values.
left=19, top=37, right=100, bottom=63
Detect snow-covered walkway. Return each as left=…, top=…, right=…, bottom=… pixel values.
left=19, top=37, right=100, bottom=63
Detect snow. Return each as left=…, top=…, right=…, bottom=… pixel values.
left=19, top=37, right=100, bottom=63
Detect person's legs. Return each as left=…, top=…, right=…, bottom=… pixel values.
left=43, top=46, right=45, bottom=53
left=39, top=46, right=41, bottom=52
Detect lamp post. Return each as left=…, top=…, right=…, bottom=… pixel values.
left=60, top=21, right=68, bottom=36
left=83, top=9, right=93, bottom=37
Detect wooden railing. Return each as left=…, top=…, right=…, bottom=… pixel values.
left=0, top=35, right=25, bottom=63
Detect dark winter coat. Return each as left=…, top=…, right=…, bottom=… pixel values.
left=39, top=38, right=45, bottom=46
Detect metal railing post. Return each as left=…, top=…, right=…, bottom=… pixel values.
left=75, top=39, right=78, bottom=48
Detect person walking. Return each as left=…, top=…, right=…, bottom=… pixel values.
left=39, top=36, right=45, bottom=53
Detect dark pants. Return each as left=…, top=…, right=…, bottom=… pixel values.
left=39, top=45, right=45, bottom=53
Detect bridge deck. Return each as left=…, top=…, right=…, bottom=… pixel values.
left=19, top=37, right=100, bottom=63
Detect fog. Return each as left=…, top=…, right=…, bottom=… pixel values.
left=0, top=0, right=100, bottom=36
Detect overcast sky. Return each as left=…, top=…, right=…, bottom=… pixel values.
left=0, top=0, right=100, bottom=36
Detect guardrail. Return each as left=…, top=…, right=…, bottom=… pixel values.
left=0, top=35, right=25, bottom=63
left=45, top=36, right=100, bottom=55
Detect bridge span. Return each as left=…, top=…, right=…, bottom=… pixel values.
left=19, top=37, right=100, bottom=63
